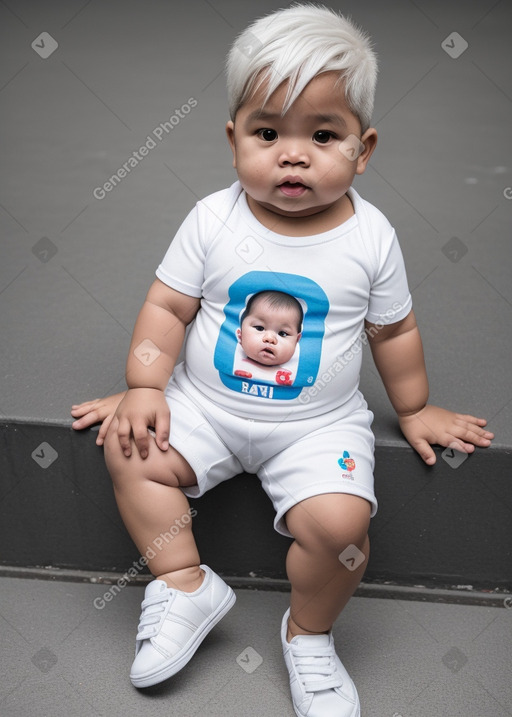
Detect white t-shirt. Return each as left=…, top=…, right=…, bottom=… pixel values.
left=156, top=181, right=412, bottom=420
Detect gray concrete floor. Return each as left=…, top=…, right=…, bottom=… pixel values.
left=1, top=576, right=511, bottom=716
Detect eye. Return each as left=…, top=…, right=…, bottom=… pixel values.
left=254, top=325, right=265, bottom=332
left=313, top=130, right=335, bottom=144
left=258, top=128, right=278, bottom=142
left=278, top=330, right=289, bottom=337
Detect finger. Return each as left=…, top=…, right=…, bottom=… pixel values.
left=412, top=438, right=437, bottom=465
left=444, top=439, right=474, bottom=454
left=71, top=400, right=99, bottom=414
left=155, top=409, right=170, bottom=452
left=96, top=415, right=114, bottom=445
left=464, top=430, right=493, bottom=446
left=70, top=401, right=91, bottom=412
left=105, top=415, right=119, bottom=438
left=117, top=418, right=133, bottom=457
left=456, top=414, right=488, bottom=427
left=70, top=404, right=95, bottom=419
left=81, top=410, right=103, bottom=427
left=452, top=423, right=493, bottom=446
left=459, top=442, right=476, bottom=453
left=455, top=416, right=494, bottom=439
left=132, top=423, right=151, bottom=459
left=71, top=410, right=101, bottom=430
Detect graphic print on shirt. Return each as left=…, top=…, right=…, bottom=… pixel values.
left=213, top=271, right=329, bottom=400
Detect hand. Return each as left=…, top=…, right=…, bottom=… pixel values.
left=71, top=392, right=127, bottom=446
left=108, top=387, right=170, bottom=459
left=398, top=404, right=494, bottom=465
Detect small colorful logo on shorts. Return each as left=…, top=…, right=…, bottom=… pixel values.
left=338, top=451, right=356, bottom=472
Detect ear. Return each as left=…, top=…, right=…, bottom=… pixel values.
left=236, top=327, right=242, bottom=343
left=355, top=128, right=378, bottom=175
left=226, top=120, right=237, bottom=168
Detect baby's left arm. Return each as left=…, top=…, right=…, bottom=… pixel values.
left=366, top=310, right=494, bottom=465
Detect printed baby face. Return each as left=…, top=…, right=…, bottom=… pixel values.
left=237, top=299, right=302, bottom=366
left=226, top=71, right=375, bottom=229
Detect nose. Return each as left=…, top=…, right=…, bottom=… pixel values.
left=263, top=330, right=277, bottom=344
left=278, top=139, right=310, bottom=167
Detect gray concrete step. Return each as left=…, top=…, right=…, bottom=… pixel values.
left=1, top=421, right=511, bottom=590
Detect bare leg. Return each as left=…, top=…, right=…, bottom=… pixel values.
left=104, top=428, right=203, bottom=592
left=284, top=494, right=370, bottom=641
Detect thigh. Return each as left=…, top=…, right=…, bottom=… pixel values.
left=258, top=405, right=377, bottom=538
left=163, top=379, right=245, bottom=499
left=105, top=378, right=244, bottom=495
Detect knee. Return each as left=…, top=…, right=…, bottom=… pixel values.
left=103, top=430, right=148, bottom=488
left=286, top=494, right=370, bottom=555
left=103, top=430, right=186, bottom=490
left=103, top=429, right=127, bottom=485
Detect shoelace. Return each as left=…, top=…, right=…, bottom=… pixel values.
left=291, top=644, right=343, bottom=692
left=136, top=591, right=173, bottom=640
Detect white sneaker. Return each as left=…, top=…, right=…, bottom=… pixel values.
left=281, top=608, right=360, bottom=717
left=130, top=564, right=235, bottom=688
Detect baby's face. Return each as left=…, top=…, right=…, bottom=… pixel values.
left=238, top=301, right=301, bottom=366
left=226, top=71, right=376, bottom=230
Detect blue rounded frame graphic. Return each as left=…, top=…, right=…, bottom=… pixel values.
left=213, top=271, right=329, bottom=400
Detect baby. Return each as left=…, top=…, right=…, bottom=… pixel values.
left=71, top=5, right=493, bottom=715
left=234, top=290, right=303, bottom=385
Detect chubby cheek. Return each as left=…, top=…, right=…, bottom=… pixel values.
left=238, top=157, right=267, bottom=184
left=323, top=155, right=355, bottom=187
left=245, top=329, right=260, bottom=344
left=237, top=170, right=269, bottom=199
left=236, top=145, right=272, bottom=184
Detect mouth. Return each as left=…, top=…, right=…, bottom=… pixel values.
left=259, top=347, right=276, bottom=361
left=278, top=176, right=309, bottom=197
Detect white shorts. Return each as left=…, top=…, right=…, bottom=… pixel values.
left=164, top=377, right=377, bottom=538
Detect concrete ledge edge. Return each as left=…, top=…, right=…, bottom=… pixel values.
left=1, top=565, right=510, bottom=608
left=4, top=419, right=512, bottom=452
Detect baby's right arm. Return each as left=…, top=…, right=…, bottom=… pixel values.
left=71, top=392, right=126, bottom=445
left=112, top=278, right=200, bottom=459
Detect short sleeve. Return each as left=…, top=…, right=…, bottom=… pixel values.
left=156, top=204, right=205, bottom=298
left=365, top=226, right=412, bottom=325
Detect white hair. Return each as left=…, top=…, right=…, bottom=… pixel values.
left=226, top=4, right=378, bottom=132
